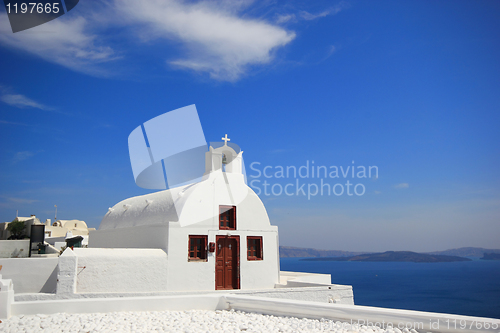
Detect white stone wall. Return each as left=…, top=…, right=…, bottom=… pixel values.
left=0, top=257, right=58, bottom=293
left=4, top=294, right=499, bottom=332
left=72, top=248, right=169, bottom=294
left=0, top=240, right=30, bottom=258
left=0, top=273, right=14, bottom=319
left=239, top=285, right=354, bottom=304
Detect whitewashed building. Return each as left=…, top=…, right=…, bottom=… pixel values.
left=90, top=137, right=280, bottom=291
left=0, top=136, right=355, bottom=320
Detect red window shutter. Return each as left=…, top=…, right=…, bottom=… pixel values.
left=188, top=235, right=208, bottom=260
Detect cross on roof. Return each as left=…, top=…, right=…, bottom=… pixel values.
left=222, top=134, right=230, bottom=146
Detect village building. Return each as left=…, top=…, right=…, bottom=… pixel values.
left=0, top=216, right=94, bottom=258
left=0, top=215, right=41, bottom=240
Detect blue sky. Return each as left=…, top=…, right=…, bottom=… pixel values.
left=0, top=0, right=498, bottom=252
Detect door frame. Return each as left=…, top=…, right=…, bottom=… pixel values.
left=215, top=235, right=240, bottom=290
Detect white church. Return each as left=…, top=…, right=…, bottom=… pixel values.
left=90, top=135, right=279, bottom=291
left=0, top=134, right=356, bottom=321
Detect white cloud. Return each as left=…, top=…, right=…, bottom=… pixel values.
left=13, top=151, right=35, bottom=163
left=0, top=16, right=116, bottom=76
left=0, top=86, right=57, bottom=112
left=327, top=45, right=337, bottom=56
left=299, top=4, right=344, bottom=21
left=115, top=0, right=295, bottom=81
left=276, top=14, right=296, bottom=24
left=276, top=4, right=344, bottom=25
left=300, top=10, right=331, bottom=21
left=318, top=45, right=337, bottom=62
left=5, top=197, right=38, bottom=204
left=0, top=0, right=334, bottom=81
left=0, top=93, right=49, bottom=110
left=0, top=120, right=30, bottom=126
left=394, top=183, right=410, bottom=189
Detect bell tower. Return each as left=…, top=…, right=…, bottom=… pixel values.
left=205, top=134, right=243, bottom=175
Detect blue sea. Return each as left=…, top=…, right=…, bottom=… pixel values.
left=280, top=258, right=500, bottom=319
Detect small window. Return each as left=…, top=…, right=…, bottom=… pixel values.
left=247, top=236, right=263, bottom=260
left=219, top=206, right=236, bottom=230
left=188, top=235, right=208, bottom=261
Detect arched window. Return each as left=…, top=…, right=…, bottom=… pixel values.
left=222, top=154, right=227, bottom=172
left=219, top=205, right=236, bottom=230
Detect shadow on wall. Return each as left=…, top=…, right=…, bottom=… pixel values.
left=40, top=265, right=58, bottom=293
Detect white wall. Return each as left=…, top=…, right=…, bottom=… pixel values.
left=166, top=224, right=216, bottom=292
left=10, top=294, right=223, bottom=319
left=239, top=230, right=279, bottom=290
left=5, top=294, right=499, bottom=332
left=239, top=285, right=354, bottom=304
left=0, top=257, right=58, bottom=293
left=165, top=225, right=279, bottom=292
left=73, top=248, right=169, bottom=293
left=0, top=240, right=30, bottom=258
left=223, top=295, right=500, bottom=333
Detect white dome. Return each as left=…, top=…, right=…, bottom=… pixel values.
left=99, top=185, right=187, bottom=230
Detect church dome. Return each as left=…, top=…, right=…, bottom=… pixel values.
left=98, top=185, right=186, bottom=230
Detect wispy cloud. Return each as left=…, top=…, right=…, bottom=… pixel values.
left=0, top=195, right=39, bottom=204
left=316, top=45, right=338, bottom=63
left=116, top=0, right=295, bottom=81
left=394, top=183, right=410, bottom=189
left=0, top=93, right=51, bottom=110
left=326, top=45, right=337, bottom=58
left=6, top=197, right=39, bottom=204
left=300, top=10, right=333, bottom=21
left=301, top=3, right=345, bottom=21
left=276, top=3, right=346, bottom=24
left=0, top=16, right=117, bottom=76
left=276, top=14, right=296, bottom=24
left=0, top=86, right=73, bottom=115
left=0, top=120, right=30, bottom=126
left=0, top=1, right=343, bottom=81
left=12, top=151, right=35, bottom=163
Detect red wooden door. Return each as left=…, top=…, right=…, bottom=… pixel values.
left=216, top=236, right=239, bottom=290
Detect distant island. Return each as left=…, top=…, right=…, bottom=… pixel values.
left=300, top=251, right=472, bottom=263
left=481, top=253, right=500, bottom=260
left=279, top=246, right=500, bottom=259
left=426, top=247, right=500, bottom=258
left=279, top=246, right=366, bottom=258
